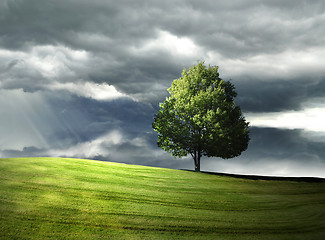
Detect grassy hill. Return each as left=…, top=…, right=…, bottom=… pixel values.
left=0, top=157, right=324, bottom=239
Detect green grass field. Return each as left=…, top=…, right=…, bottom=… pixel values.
left=0, top=157, right=324, bottom=239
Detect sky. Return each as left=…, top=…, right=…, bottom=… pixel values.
left=1, top=0, right=325, bottom=177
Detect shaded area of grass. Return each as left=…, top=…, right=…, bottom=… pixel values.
left=0, top=157, right=325, bottom=239
left=183, top=169, right=325, bottom=182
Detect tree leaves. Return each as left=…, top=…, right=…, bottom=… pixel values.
left=153, top=62, right=249, bottom=168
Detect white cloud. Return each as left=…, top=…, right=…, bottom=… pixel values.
left=49, top=82, right=128, bottom=101
left=246, top=107, right=325, bottom=132
left=28, top=45, right=88, bottom=78
left=0, top=45, right=89, bottom=89
left=0, top=45, right=130, bottom=101
left=46, top=130, right=169, bottom=165
left=48, top=130, right=123, bottom=159
left=131, top=30, right=203, bottom=57
left=1, top=45, right=88, bottom=78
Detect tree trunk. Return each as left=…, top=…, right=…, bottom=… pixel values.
left=195, top=132, right=202, bottom=172
left=193, top=151, right=201, bottom=172
left=195, top=157, right=200, bottom=172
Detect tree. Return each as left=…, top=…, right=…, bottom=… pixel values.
left=152, top=62, right=249, bottom=172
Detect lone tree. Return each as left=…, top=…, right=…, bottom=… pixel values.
left=152, top=62, right=249, bottom=172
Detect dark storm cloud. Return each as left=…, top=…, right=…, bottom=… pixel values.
left=2, top=0, right=325, bottom=102
left=44, top=93, right=155, bottom=147
left=161, top=0, right=325, bottom=57
left=234, top=77, right=325, bottom=112
left=8, top=0, right=322, bottom=56
left=202, top=127, right=325, bottom=177
left=0, top=89, right=154, bottom=152
left=242, top=127, right=325, bottom=161
left=0, top=0, right=164, bottom=50
left=0, top=58, right=46, bottom=92
left=1, top=146, right=44, bottom=158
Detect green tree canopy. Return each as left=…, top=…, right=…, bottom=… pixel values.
left=152, top=62, right=249, bottom=172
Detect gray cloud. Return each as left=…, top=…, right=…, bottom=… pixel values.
left=242, top=127, right=325, bottom=161
left=2, top=0, right=325, bottom=54
left=0, top=89, right=153, bottom=150
left=0, top=0, right=164, bottom=50
left=160, top=0, right=325, bottom=57
left=1, top=0, right=325, bottom=105
left=43, top=93, right=156, bottom=147
left=12, top=0, right=325, bottom=57
left=234, top=77, right=325, bottom=112
left=202, top=127, right=325, bottom=177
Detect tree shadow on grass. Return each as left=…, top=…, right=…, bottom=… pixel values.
left=181, top=169, right=325, bottom=182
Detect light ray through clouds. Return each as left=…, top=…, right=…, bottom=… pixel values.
left=0, top=89, right=90, bottom=152
left=0, top=89, right=50, bottom=151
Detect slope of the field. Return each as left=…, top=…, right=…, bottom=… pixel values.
left=0, top=157, right=324, bottom=240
